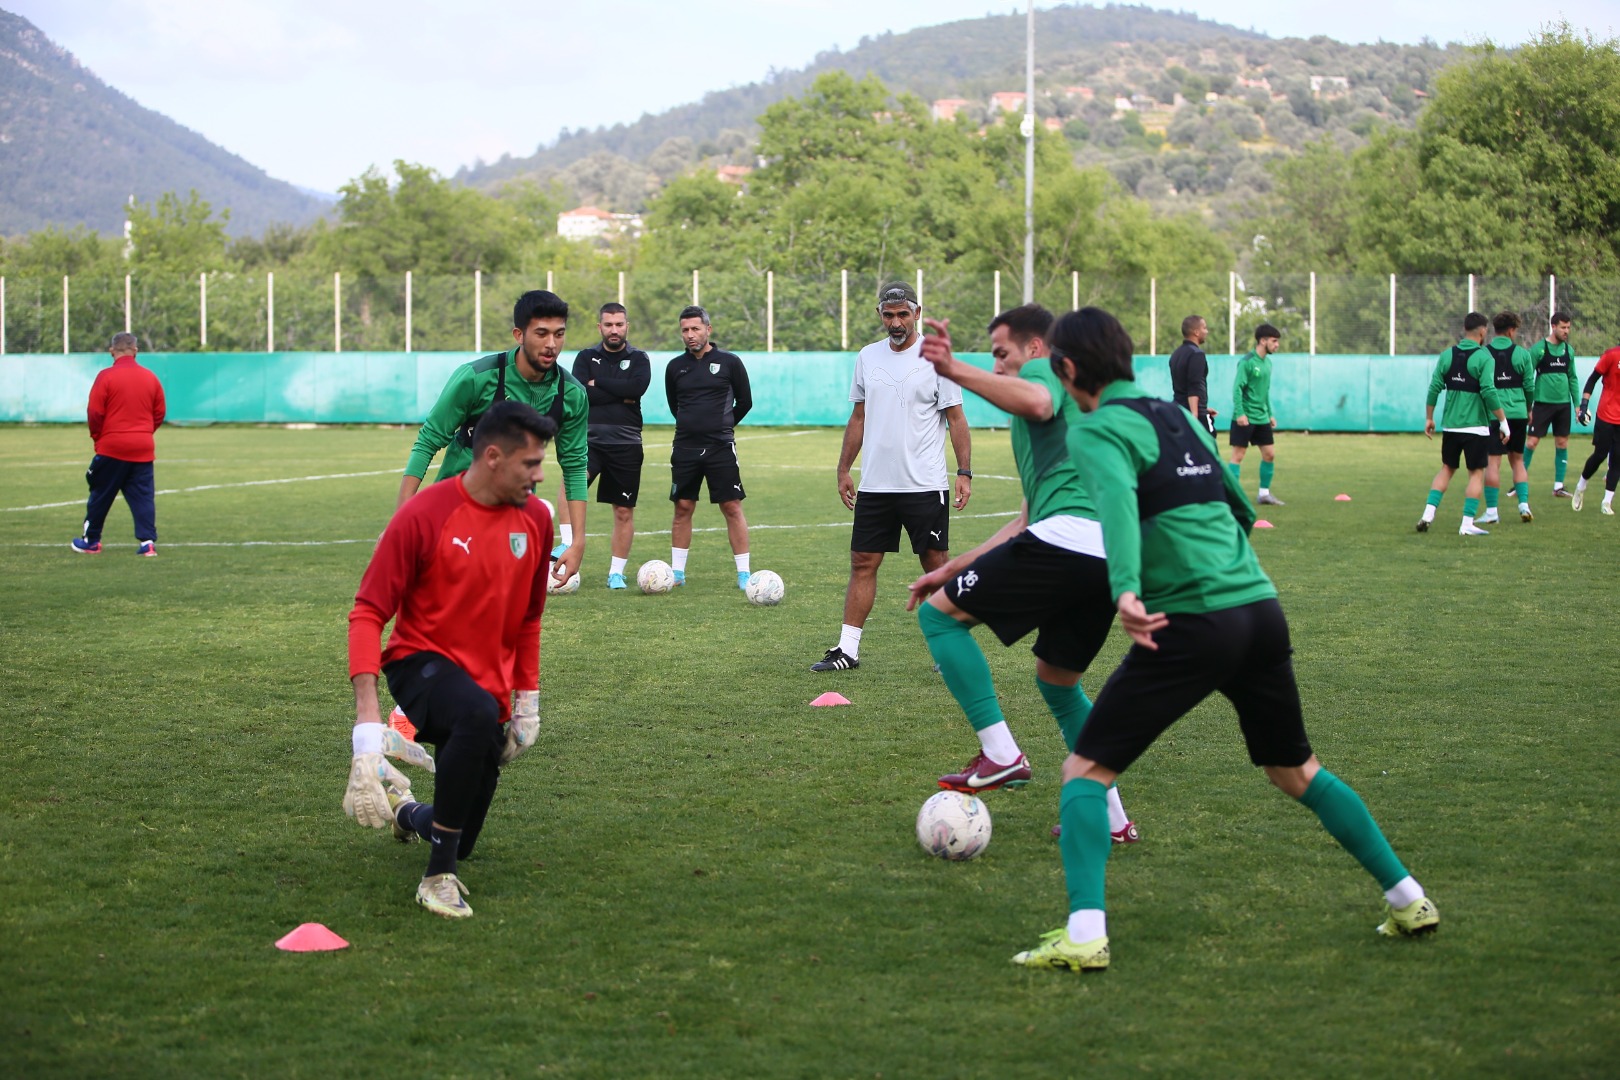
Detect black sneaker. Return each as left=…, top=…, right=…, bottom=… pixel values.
left=810, top=647, right=859, bottom=672
left=1415, top=519, right=1429, bottom=532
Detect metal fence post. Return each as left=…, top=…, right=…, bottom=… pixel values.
left=692, top=270, right=699, bottom=306
left=1467, top=273, right=1475, bottom=313
left=1308, top=271, right=1316, bottom=356
left=268, top=271, right=275, bottom=352
left=1228, top=270, right=1236, bottom=355
left=1388, top=273, right=1396, bottom=357
left=0, top=275, right=5, bottom=355
left=1548, top=274, right=1556, bottom=329
left=916, top=269, right=923, bottom=310
left=1072, top=270, right=1078, bottom=312
left=474, top=270, right=481, bottom=353
left=124, top=274, right=131, bottom=333
left=766, top=270, right=774, bottom=352
left=62, top=275, right=69, bottom=354
left=406, top=270, right=413, bottom=352
left=200, top=273, right=208, bottom=348
left=1149, top=277, right=1157, bottom=354
left=334, top=272, right=342, bottom=353
left=993, top=270, right=1001, bottom=316
left=840, top=269, right=848, bottom=351
left=618, top=270, right=625, bottom=307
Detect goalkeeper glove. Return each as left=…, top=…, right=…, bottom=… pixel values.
left=1578, top=405, right=1592, bottom=426
left=502, top=691, right=540, bottom=765
left=343, top=722, right=436, bottom=828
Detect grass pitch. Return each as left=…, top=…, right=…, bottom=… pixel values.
left=1, top=423, right=1616, bottom=1078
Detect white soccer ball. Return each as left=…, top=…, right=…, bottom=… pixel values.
left=636, top=559, right=676, bottom=595
left=547, top=570, right=580, bottom=594
left=916, top=791, right=992, bottom=861
left=744, top=569, right=785, bottom=606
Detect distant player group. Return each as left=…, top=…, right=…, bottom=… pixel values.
left=71, top=281, right=1620, bottom=966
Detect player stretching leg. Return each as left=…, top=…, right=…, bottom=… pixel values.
left=1010, top=308, right=1436, bottom=973
left=346, top=402, right=556, bottom=918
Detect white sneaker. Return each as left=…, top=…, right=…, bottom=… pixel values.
left=1459, top=523, right=1490, bottom=536
left=1477, top=511, right=1500, bottom=524
left=1519, top=504, right=1533, bottom=523
left=416, top=873, right=473, bottom=919
left=1572, top=489, right=1585, bottom=511
left=1603, top=503, right=1615, bottom=516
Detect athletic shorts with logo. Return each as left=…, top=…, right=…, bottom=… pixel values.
left=1228, top=421, right=1274, bottom=448
left=942, top=531, right=1115, bottom=673
left=1488, top=418, right=1528, bottom=455
left=1529, top=403, right=1572, bottom=439
left=669, top=443, right=745, bottom=504
left=1073, top=598, right=1312, bottom=775
left=588, top=442, right=643, bottom=507
left=850, top=490, right=948, bottom=554
left=1440, top=431, right=1490, bottom=471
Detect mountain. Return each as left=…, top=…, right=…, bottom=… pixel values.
left=457, top=4, right=1265, bottom=189
left=0, top=9, right=328, bottom=237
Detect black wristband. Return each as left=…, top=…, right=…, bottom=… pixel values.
left=956, top=469, right=973, bottom=478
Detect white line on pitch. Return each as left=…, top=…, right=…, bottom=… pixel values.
left=2, top=469, right=399, bottom=512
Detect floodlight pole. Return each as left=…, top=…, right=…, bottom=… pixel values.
left=1021, top=0, right=1035, bottom=304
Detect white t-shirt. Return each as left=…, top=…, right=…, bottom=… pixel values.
left=850, top=336, right=964, bottom=492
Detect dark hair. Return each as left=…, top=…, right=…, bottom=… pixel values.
left=1255, top=323, right=1280, bottom=342
left=679, top=305, right=710, bottom=325
left=987, top=303, right=1054, bottom=347
left=1180, top=314, right=1205, bottom=339
left=598, top=302, right=627, bottom=317
left=1049, top=308, right=1136, bottom=394
left=513, top=290, right=568, bottom=329
left=1463, top=312, right=1490, bottom=332
left=1492, top=310, right=1521, bottom=334
left=471, top=400, right=557, bottom=455
left=1551, top=310, right=1572, bottom=325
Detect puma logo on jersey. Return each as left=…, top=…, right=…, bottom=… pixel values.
left=451, top=536, right=472, bottom=554
left=930, top=530, right=942, bottom=541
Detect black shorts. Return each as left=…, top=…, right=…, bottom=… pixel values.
left=669, top=443, right=745, bottom=504
left=1072, top=598, right=1313, bottom=775
left=1228, top=421, right=1274, bottom=448
left=1487, top=418, right=1528, bottom=455
left=588, top=441, right=643, bottom=507
left=1529, top=403, right=1572, bottom=439
left=1592, top=419, right=1617, bottom=454
left=942, top=532, right=1115, bottom=672
left=1440, top=431, right=1490, bottom=471
left=851, top=490, right=949, bottom=554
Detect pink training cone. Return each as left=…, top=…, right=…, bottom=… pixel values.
left=275, top=923, right=350, bottom=952
left=1335, top=494, right=1353, bottom=502
left=1253, top=519, right=1275, bottom=529
left=810, top=692, right=851, bottom=707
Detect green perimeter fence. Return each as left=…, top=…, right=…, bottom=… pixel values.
left=1, top=350, right=1603, bottom=434
left=2, top=271, right=1616, bottom=359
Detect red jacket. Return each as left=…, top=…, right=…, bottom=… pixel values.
left=1594, top=349, right=1620, bottom=426
left=88, top=356, right=166, bottom=462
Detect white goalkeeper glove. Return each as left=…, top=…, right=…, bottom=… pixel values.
left=502, top=691, right=540, bottom=765
left=343, top=722, right=436, bottom=829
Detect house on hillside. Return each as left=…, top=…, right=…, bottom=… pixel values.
left=1113, top=96, right=1134, bottom=112
left=931, top=97, right=971, bottom=121
left=1310, top=75, right=1350, bottom=96
left=990, top=91, right=1026, bottom=114
left=1063, top=85, right=1095, bottom=100
left=716, top=164, right=752, bottom=187
left=557, top=206, right=642, bottom=242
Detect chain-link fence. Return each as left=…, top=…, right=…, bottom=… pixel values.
left=2, top=270, right=1613, bottom=357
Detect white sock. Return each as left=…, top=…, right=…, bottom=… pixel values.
left=838, top=623, right=862, bottom=658
left=1519, top=501, right=1531, bottom=513
left=1577, top=477, right=1589, bottom=492
left=1605, top=491, right=1615, bottom=507
left=1066, top=909, right=1107, bottom=944
left=1461, top=514, right=1476, bottom=527
left=1421, top=505, right=1436, bottom=523
left=734, top=553, right=751, bottom=574
left=609, top=556, right=627, bottom=576
left=671, top=547, right=689, bottom=571
left=1384, top=876, right=1424, bottom=909
left=977, top=721, right=1022, bottom=765
left=1554, top=481, right=1566, bottom=490
left=1258, top=487, right=1271, bottom=497
left=558, top=524, right=573, bottom=547
left=1106, top=785, right=1129, bottom=832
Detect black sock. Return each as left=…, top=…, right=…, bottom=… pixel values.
left=403, top=802, right=434, bottom=839
left=426, top=826, right=462, bottom=877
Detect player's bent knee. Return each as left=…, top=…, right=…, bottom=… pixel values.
left=453, top=691, right=504, bottom=747
left=1062, top=754, right=1116, bottom=786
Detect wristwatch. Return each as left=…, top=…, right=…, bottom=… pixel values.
left=956, top=469, right=973, bottom=478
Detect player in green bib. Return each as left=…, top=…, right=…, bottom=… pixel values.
left=908, top=305, right=1136, bottom=844
left=1479, top=311, right=1537, bottom=523
left=1228, top=323, right=1284, bottom=505
left=1417, top=312, right=1511, bottom=535
left=1525, top=311, right=1579, bottom=497
left=1008, top=306, right=1436, bottom=973
left=399, top=290, right=591, bottom=584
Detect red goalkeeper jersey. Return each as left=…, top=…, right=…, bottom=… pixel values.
left=348, top=476, right=552, bottom=720
left=1594, top=348, right=1620, bottom=425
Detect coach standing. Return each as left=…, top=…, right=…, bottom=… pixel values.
left=1168, top=315, right=1215, bottom=435
left=573, top=302, right=651, bottom=590
left=71, top=332, right=165, bottom=557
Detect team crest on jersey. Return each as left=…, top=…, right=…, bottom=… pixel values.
left=709, top=362, right=721, bottom=375
left=619, top=358, right=630, bottom=370
left=509, top=532, right=528, bottom=558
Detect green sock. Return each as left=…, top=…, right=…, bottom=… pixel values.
left=1556, top=448, right=1568, bottom=484
left=1463, top=497, right=1479, bottom=518
left=1037, top=677, right=1092, bottom=754
left=1259, top=460, right=1275, bottom=489
left=1299, top=770, right=1408, bottom=890
left=1515, top=481, right=1529, bottom=504
left=1484, top=486, right=1499, bottom=509
left=1426, top=489, right=1444, bottom=508
left=1058, top=777, right=1112, bottom=913
left=1228, top=461, right=1241, bottom=482
left=918, top=603, right=1003, bottom=732
left=1523, top=446, right=1535, bottom=472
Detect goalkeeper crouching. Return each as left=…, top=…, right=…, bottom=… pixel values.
left=345, top=401, right=556, bottom=918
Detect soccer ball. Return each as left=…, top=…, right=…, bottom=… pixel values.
left=547, top=570, right=580, bottom=594
left=743, top=569, right=785, bottom=606
left=916, top=791, right=992, bottom=861
left=636, top=559, right=676, bottom=594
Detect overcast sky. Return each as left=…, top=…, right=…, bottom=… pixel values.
left=11, top=1, right=1616, bottom=193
